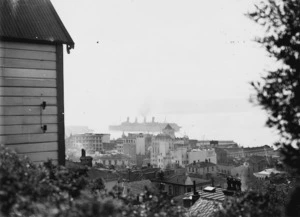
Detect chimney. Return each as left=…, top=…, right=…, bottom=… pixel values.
left=81, top=149, right=86, bottom=157
left=152, top=117, right=155, bottom=123
left=135, top=117, right=138, bottom=123
left=144, top=117, right=146, bottom=123
left=192, top=180, right=200, bottom=204
left=127, top=117, right=130, bottom=123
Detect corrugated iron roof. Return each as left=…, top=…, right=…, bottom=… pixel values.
left=189, top=198, right=221, bottom=217
left=0, top=0, right=74, bottom=52
left=188, top=188, right=226, bottom=216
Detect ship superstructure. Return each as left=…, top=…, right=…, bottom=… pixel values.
left=109, top=117, right=181, bottom=133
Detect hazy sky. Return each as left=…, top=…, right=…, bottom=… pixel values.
left=51, top=0, right=278, bottom=146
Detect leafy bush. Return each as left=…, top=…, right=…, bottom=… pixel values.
left=0, top=145, right=187, bottom=217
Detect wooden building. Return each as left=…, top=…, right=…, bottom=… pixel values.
left=0, top=0, right=74, bottom=164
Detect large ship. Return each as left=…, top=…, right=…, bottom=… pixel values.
left=109, top=117, right=181, bottom=133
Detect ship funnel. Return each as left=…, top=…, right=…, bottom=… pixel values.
left=152, top=117, right=155, bottom=123
left=127, top=117, right=130, bottom=123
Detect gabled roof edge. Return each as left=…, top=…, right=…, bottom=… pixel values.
left=48, top=0, right=74, bottom=53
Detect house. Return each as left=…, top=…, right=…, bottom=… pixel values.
left=87, top=168, right=120, bottom=191
left=253, top=168, right=285, bottom=180
left=66, top=133, right=110, bottom=153
left=150, top=133, right=174, bottom=168
left=188, top=187, right=225, bottom=217
left=223, top=145, right=274, bottom=159
left=170, top=147, right=188, bottom=167
left=122, top=133, right=138, bottom=164
left=0, top=0, right=74, bottom=164
left=103, top=141, right=117, bottom=152
left=188, top=149, right=217, bottom=164
left=215, top=147, right=228, bottom=164
left=152, top=173, right=211, bottom=196
left=186, top=161, right=217, bottom=178
left=94, top=153, right=131, bottom=168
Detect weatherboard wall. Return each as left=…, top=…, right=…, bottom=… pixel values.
left=0, top=41, right=65, bottom=164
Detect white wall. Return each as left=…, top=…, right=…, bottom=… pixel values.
left=102, top=134, right=110, bottom=143
left=0, top=41, right=59, bottom=163
left=188, top=149, right=217, bottom=164
left=136, top=137, right=145, bottom=155
left=171, top=147, right=188, bottom=167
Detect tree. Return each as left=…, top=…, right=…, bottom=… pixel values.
left=213, top=2, right=300, bottom=216
left=245, top=1, right=300, bottom=216
left=248, top=0, right=300, bottom=172
left=0, top=145, right=187, bottom=217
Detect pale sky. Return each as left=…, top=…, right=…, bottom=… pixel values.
left=51, top=0, right=278, bottom=146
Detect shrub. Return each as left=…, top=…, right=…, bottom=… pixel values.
left=0, top=145, right=187, bottom=217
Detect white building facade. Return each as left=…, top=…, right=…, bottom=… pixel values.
left=188, top=149, right=217, bottom=164
left=151, top=134, right=174, bottom=169
left=171, top=147, right=188, bottom=167
left=66, top=133, right=110, bottom=153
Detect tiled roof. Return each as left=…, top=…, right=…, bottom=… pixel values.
left=0, top=0, right=74, bottom=51
left=188, top=188, right=226, bottom=216
left=185, top=188, right=226, bottom=202
left=189, top=198, right=221, bottom=217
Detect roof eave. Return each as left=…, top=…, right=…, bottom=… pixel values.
left=0, top=36, right=75, bottom=53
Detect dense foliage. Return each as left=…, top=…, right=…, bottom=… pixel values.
left=212, top=173, right=295, bottom=217
left=212, top=1, right=300, bottom=216
left=248, top=0, right=300, bottom=172
left=0, top=145, right=187, bottom=217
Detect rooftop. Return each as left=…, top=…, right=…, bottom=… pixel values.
left=189, top=198, right=221, bottom=217
left=164, top=124, right=174, bottom=130
left=156, top=173, right=211, bottom=186
left=123, top=180, right=154, bottom=196
left=173, top=187, right=226, bottom=217
left=94, top=153, right=131, bottom=160
left=155, top=134, right=173, bottom=140
left=187, top=162, right=216, bottom=168
left=0, top=0, right=74, bottom=51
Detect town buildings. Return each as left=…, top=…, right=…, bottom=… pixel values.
left=151, top=133, right=174, bottom=168
left=66, top=133, right=110, bottom=153
left=196, top=140, right=238, bottom=149
left=122, top=133, right=138, bottom=165
left=117, top=143, right=124, bottom=154
left=222, top=145, right=273, bottom=159
left=186, top=161, right=217, bottom=178
left=171, top=147, right=188, bottom=167
left=94, top=153, right=131, bottom=168
left=152, top=172, right=211, bottom=196
left=188, top=149, right=217, bottom=164
left=103, top=141, right=117, bottom=152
